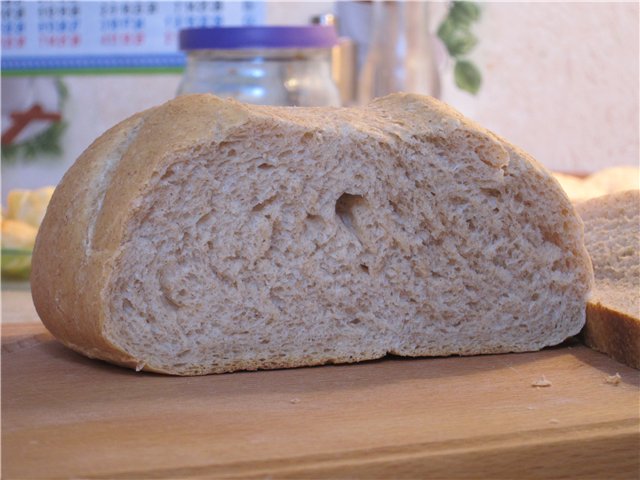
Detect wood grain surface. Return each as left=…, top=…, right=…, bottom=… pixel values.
left=2, top=322, right=639, bottom=479
left=1, top=282, right=38, bottom=324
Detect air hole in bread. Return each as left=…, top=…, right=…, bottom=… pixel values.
left=481, top=188, right=501, bottom=198
left=336, top=193, right=363, bottom=222
left=450, top=196, right=466, bottom=207
left=196, top=212, right=214, bottom=229
left=252, top=194, right=278, bottom=212
left=388, top=200, right=401, bottom=217
left=305, top=213, right=323, bottom=224
left=257, top=163, right=274, bottom=170
left=335, top=193, right=369, bottom=247
left=466, top=219, right=476, bottom=231
left=360, top=264, right=369, bottom=274
left=160, top=167, right=175, bottom=181
left=619, top=246, right=634, bottom=257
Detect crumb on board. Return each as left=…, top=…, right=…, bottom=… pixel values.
left=531, top=375, right=552, bottom=388
left=604, top=373, right=622, bottom=385
left=549, top=419, right=560, bottom=424
left=289, top=398, right=301, bottom=404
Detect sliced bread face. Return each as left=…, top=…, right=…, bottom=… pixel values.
left=576, top=190, right=640, bottom=368
left=31, top=94, right=593, bottom=375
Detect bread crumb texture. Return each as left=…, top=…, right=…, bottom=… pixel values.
left=31, top=94, right=593, bottom=375
left=576, top=190, right=640, bottom=369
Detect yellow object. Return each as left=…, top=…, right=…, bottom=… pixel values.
left=553, top=167, right=640, bottom=202
left=2, top=219, right=38, bottom=250
left=2, top=186, right=55, bottom=278
left=1, top=219, right=37, bottom=277
left=6, top=186, right=55, bottom=228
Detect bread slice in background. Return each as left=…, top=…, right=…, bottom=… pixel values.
left=31, top=93, right=593, bottom=375
left=576, top=190, right=640, bottom=369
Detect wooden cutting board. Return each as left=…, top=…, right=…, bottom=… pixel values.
left=2, top=323, right=639, bottom=479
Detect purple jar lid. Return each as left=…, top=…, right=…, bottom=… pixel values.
left=179, top=25, right=338, bottom=50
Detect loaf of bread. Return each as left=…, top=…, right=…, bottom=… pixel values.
left=576, top=190, right=640, bottom=369
left=31, top=94, right=593, bottom=375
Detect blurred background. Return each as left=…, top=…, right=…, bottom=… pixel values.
left=1, top=1, right=639, bottom=201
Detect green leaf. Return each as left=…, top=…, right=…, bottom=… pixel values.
left=1, top=248, right=32, bottom=278
left=1, top=121, right=67, bottom=163
left=55, top=76, right=69, bottom=101
left=450, top=1, right=481, bottom=27
left=454, top=60, right=482, bottom=94
left=445, top=29, right=478, bottom=57
left=437, top=17, right=456, bottom=44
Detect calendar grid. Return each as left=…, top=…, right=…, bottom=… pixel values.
left=1, top=1, right=265, bottom=74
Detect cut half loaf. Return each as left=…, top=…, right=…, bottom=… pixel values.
left=31, top=94, right=593, bottom=375
left=576, top=190, right=640, bottom=369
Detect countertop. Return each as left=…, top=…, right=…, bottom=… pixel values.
left=2, top=286, right=639, bottom=479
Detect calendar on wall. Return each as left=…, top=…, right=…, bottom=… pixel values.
left=1, top=1, right=266, bottom=74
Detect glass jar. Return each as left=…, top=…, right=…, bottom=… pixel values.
left=358, top=1, right=441, bottom=104
left=178, top=26, right=341, bottom=107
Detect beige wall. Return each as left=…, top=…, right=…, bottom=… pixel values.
left=439, top=2, right=639, bottom=173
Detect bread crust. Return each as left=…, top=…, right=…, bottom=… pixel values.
left=32, top=96, right=250, bottom=371
left=31, top=93, right=593, bottom=375
left=582, top=302, right=640, bottom=369
left=31, top=112, right=148, bottom=369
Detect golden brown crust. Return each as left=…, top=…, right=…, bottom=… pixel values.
left=31, top=112, right=148, bottom=368
left=582, top=302, right=640, bottom=369
left=31, top=96, right=250, bottom=370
